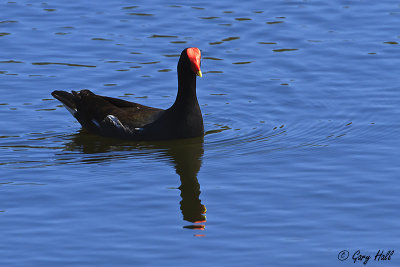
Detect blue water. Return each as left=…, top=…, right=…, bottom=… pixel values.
left=1, top=0, right=400, bottom=266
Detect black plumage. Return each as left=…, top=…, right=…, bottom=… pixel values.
left=52, top=47, right=204, bottom=140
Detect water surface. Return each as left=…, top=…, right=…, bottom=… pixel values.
left=1, top=0, right=400, bottom=266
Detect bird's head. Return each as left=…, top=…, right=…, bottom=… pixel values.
left=184, top=47, right=202, bottom=77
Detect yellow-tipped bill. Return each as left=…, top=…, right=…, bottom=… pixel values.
left=197, top=70, right=202, bottom=78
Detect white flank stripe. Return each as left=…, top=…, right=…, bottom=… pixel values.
left=91, top=119, right=100, bottom=128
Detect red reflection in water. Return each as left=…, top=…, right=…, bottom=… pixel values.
left=183, top=224, right=205, bottom=230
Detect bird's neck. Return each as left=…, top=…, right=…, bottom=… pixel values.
left=173, top=71, right=199, bottom=110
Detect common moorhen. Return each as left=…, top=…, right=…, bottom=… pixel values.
left=52, top=47, right=204, bottom=140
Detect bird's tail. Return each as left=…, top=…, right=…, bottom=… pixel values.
left=51, top=90, right=77, bottom=115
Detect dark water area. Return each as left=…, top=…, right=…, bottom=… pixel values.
left=1, top=0, right=400, bottom=266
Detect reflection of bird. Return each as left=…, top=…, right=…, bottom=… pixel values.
left=52, top=48, right=203, bottom=140
left=167, top=139, right=207, bottom=224
left=64, top=133, right=206, bottom=227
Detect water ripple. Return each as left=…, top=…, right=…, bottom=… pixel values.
left=204, top=117, right=355, bottom=157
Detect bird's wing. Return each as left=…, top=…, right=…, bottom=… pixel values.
left=52, top=90, right=164, bottom=134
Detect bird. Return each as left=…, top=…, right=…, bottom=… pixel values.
left=51, top=47, right=204, bottom=141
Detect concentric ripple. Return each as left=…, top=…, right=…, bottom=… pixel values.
left=204, top=116, right=357, bottom=158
